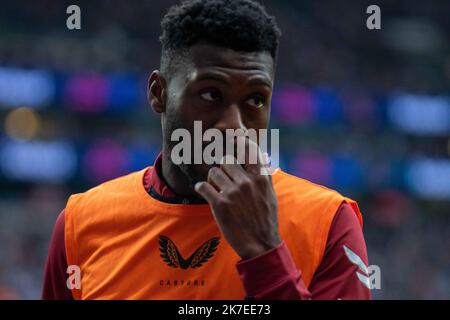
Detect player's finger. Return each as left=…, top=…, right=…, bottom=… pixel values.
left=207, top=166, right=234, bottom=192
left=220, top=155, right=248, bottom=183
left=242, top=137, right=270, bottom=176
left=194, top=181, right=220, bottom=204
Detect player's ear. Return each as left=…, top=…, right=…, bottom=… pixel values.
left=148, top=70, right=167, bottom=114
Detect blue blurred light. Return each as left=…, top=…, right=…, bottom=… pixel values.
left=108, top=73, right=141, bottom=111
left=313, top=87, right=344, bottom=125
left=0, top=67, right=54, bottom=109
left=406, top=158, right=450, bottom=199
left=388, top=94, right=450, bottom=135
left=331, top=154, right=365, bottom=190
left=129, top=144, right=159, bottom=171
left=0, top=140, right=77, bottom=183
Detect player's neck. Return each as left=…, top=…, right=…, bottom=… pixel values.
left=160, top=152, right=199, bottom=198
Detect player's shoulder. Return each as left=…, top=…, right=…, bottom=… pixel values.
left=68, top=167, right=149, bottom=205
left=273, top=168, right=345, bottom=200
left=273, top=168, right=363, bottom=225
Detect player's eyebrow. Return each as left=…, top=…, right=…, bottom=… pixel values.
left=194, top=72, right=231, bottom=85
left=247, top=76, right=272, bottom=88
left=194, top=72, right=272, bottom=88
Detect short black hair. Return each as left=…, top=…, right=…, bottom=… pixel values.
left=159, top=0, right=281, bottom=75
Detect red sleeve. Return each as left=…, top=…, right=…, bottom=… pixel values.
left=236, top=202, right=371, bottom=300
left=309, top=202, right=371, bottom=300
left=41, top=209, right=73, bottom=300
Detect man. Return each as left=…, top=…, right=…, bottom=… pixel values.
left=43, top=0, right=371, bottom=299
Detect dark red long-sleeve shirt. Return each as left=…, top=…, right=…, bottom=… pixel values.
left=42, top=156, right=371, bottom=300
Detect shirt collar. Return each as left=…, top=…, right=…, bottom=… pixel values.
left=146, top=152, right=207, bottom=205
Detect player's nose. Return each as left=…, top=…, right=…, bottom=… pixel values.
left=214, top=103, right=247, bottom=132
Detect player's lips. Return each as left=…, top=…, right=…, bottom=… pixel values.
left=195, top=141, right=253, bottom=166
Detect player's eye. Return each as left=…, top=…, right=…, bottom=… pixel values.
left=246, top=94, right=266, bottom=109
left=200, top=89, right=221, bottom=102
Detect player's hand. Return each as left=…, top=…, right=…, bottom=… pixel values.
left=194, top=139, right=281, bottom=260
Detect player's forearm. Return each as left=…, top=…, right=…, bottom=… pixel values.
left=236, top=241, right=312, bottom=299
left=236, top=203, right=372, bottom=300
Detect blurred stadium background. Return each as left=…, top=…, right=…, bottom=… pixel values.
left=0, top=0, right=449, bottom=299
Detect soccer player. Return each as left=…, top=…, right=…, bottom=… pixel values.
left=42, top=0, right=371, bottom=300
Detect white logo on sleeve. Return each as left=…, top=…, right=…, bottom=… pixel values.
left=343, top=245, right=381, bottom=290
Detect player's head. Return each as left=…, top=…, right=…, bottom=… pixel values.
left=148, top=0, right=281, bottom=188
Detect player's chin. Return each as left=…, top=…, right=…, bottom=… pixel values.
left=200, top=162, right=220, bottom=175
left=189, top=163, right=219, bottom=182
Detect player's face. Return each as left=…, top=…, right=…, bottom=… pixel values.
left=162, top=43, right=275, bottom=185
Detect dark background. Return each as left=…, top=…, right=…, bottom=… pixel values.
left=0, top=0, right=449, bottom=299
